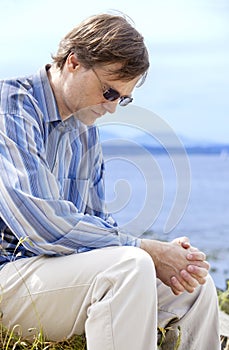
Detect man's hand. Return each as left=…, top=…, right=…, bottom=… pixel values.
left=140, top=237, right=209, bottom=295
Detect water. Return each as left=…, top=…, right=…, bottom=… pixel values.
left=103, top=149, right=229, bottom=289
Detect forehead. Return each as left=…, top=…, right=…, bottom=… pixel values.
left=96, top=62, right=122, bottom=77
left=95, top=63, right=141, bottom=90
left=95, top=63, right=133, bottom=81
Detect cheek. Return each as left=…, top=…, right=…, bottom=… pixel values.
left=79, top=75, right=104, bottom=107
left=62, top=82, right=76, bottom=102
left=63, top=84, right=83, bottom=111
left=82, top=83, right=103, bottom=105
left=64, top=75, right=103, bottom=111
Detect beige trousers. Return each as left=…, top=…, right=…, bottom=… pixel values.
left=0, top=246, right=220, bottom=350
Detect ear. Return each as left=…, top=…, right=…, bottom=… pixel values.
left=67, top=52, right=80, bottom=72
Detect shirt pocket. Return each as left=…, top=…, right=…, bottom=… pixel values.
left=61, top=178, right=90, bottom=213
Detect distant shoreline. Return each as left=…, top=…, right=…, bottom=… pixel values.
left=102, top=144, right=229, bottom=156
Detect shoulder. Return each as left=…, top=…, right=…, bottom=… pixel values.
left=0, top=71, right=48, bottom=135
left=0, top=75, right=37, bottom=114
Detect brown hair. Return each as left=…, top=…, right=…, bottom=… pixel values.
left=52, top=13, right=149, bottom=83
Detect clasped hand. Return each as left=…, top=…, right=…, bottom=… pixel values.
left=140, top=237, right=210, bottom=295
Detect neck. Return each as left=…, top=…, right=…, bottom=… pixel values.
left=47, top=65, right=70, bottom=120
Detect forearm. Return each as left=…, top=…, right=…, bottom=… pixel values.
left=0, top=180, right=140, bottom=255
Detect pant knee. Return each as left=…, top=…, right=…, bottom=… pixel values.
left=117, top=246, right=157, bottom=292
left=133, top=246, right=156, bottom=277
left=94, top=246, right=156, bottom=297
left=120, top=246, right=156, bottom=276
left=203, top=275, right=218, bottom=303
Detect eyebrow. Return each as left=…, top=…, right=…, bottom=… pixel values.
left=92, top=68, right=121, bottom=94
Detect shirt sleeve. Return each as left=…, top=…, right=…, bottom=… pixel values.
left=0, top=107, right=140, bottom=256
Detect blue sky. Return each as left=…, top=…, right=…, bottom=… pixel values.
left=0, top=0, right=228, bottom=143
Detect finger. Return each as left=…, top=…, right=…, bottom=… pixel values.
left=179, top=236, right=190, bottom=243
left=188, top=246, right=199, bottom=252
left=170, top=276, right=185, bottom=295
left=174, top=236, right=190, bottom=245
left=179, top=269, right=199, bottom=292
left=186, top=252, right=207, bottom=262
left=191, top=275, right=207, bottom=285
left=187, top=265, right=209, bottom=277
left=181, top=241, right=190, bottom=250
left=186, top=260, right=210, bottom=271
left=197, top=277, right=207, bottom=285
left=171, top=273, right=196, bottom=294
left=179, top=270, right=207, bottom=289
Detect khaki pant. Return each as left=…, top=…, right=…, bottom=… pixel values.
left=0, top=246, right=220, bottom=349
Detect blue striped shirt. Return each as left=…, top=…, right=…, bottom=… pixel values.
left=0, top=65, right=140, bottom=266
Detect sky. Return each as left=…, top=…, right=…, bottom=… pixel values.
left=0, top=0, right=228, bottom=143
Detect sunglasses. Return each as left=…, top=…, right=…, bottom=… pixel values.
left=92, top=68, right=133, bottom=107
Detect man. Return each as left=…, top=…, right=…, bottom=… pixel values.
left=0, top=13, right=220, bottom=349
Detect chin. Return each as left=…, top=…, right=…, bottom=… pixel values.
left=75, top=107, right=103, bottom=126
left=86, top=120, right=96, bottom=126
left=78, top=117, right=96, bottom=126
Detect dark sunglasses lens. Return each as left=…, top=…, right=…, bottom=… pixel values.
left=103, top=88, right=133, bottom=106
left=119, top=96, right=133, bottom=107
left=103, top=88, right=120, bottom=101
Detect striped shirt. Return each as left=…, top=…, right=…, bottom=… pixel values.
left=0, top=65, right=140, bottom=267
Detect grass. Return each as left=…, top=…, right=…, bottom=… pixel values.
left=0, top=281, right=228, bottom=349
left=218, top=280, right=229, bottom=315
left=1, top=324, right=228, bottom=350
left=0, top=323, right=87, bottom=350
left=1, top=234, right=228, bottom=349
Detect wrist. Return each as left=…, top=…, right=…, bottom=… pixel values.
left=140, top=238, right=147, bottom=251
left=140, top=238, right=163, bottom=270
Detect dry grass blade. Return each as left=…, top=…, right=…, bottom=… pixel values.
left=0, top=323, right=87, bottom=350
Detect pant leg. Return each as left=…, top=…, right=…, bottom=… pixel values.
left=0, top=246, right=158, bottom=350
left=157, top=275, right=221, bottom=350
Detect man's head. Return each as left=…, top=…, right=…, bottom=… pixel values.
left=52, top=13, right=149, bottom=83
left=50, top=13, right=149, bottom=124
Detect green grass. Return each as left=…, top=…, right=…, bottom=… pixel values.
left=0, top=321, right=228, bottom=350
left=1, top=281, right=229, bottom=350
left=0, top=323, right=87, bottom=350
left=218, top=280, right=229, bottom=315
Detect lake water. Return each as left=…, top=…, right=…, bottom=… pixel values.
left=103, top=149, right=229, bottom=290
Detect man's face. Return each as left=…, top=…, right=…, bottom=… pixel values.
left=58, top=54, right=140, bottom=125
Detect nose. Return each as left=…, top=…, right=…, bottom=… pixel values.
left=103, top=101, right=118, bottom=114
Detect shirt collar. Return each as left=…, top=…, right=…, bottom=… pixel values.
left=33, top=64, right=62, bottom=124
left=33, top=65, right=94, bottom=134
